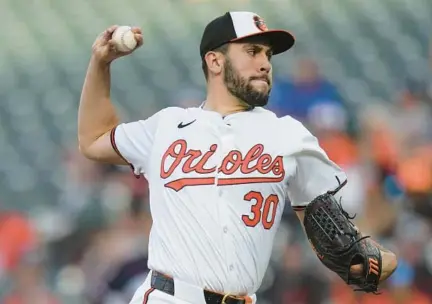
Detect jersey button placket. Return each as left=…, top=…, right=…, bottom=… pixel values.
left=219, top=129, right=237, bottom=277
left=212, top=122, right=231, bottom=275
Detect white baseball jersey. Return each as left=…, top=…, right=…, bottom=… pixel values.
left=111, top=105, right=347, bottom=296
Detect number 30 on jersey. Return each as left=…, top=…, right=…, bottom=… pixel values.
left=242, top=191, right=279, bottom=230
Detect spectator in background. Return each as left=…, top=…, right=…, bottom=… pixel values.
left=2, top=252, right=60, bottom=304
left=0, top=212, right=37, bottom=278
left=395, top=79, right=432, bottom=148
left=359, top=80, right=432, bottom=222
left=307, top=103, right=367, bottom=217
left=267, top=58, right=346, bottom=124
left=79, top=195, right=152, bottom=304
left=265, top=242, right=331, bottom=304
left=0, top=215, right=60, bottom=304
left=58, top=146, right=105, bottom=219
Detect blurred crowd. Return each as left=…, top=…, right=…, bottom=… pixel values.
left=1, top=33, right=432, bottom=304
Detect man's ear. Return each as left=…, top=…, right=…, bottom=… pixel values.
left=205, top=51, right=224, bottom=76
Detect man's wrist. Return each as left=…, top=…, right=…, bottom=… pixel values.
left=90, top=55, right=111, bottom=70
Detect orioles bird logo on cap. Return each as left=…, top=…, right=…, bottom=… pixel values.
left=253, top=15, right=268, bottom=32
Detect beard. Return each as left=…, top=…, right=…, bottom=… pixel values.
left=223, top=58, right=271, bottom=107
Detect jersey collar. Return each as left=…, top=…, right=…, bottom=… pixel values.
left=199, top=101, right=255, bottom=117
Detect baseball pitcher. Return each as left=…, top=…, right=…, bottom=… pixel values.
left=78, top=11, right=398, bottom=304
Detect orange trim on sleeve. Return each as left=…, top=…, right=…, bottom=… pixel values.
left=142, top=287, right=155, bottom=304
left=110, top=126, right=140, bottom=179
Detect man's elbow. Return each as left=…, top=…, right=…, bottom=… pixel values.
left=78, top=133, right=126, bottom=165
left=78, top=133, right=107, bottom=161
left=78, top=143, right=92, bottom=159
left=78, top=140, right=99, bottom=161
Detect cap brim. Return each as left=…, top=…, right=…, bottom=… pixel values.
left=230, top=30, right=295, bottom=55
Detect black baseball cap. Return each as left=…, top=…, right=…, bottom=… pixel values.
left=200, top=11, right=295, bottom=59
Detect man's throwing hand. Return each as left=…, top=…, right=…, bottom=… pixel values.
left=91, top=25, right=144, bottom=64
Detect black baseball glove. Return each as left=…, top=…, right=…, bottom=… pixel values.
left=303, top=192, right=382, bottom=293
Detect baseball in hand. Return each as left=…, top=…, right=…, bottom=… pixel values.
left=111, top=26, right=138, bottom=52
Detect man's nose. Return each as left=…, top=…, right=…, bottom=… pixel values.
left=259, top=58, right=271, bottom=73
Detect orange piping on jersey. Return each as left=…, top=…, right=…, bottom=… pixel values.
left=110, top=126, right=139, bottom=178
left=142, top=287, right=155, bottom=304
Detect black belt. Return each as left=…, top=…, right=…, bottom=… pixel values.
left=151, top=271, right=248, bottom=304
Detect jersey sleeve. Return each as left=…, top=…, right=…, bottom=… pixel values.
left=285, top=120, right=348, bottom=210
left=110, top=109, right=164, bottom=176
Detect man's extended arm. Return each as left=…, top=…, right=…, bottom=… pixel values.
left=78, top=25, right=143, bottom=163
